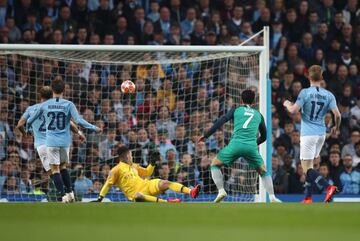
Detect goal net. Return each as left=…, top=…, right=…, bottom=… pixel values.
left=0, top=44, right=268, bottom=202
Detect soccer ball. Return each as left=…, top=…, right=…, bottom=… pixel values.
left=121, top=80, right=136, bottom=93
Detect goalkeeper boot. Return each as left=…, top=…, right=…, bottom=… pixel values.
left=190, top=184, right=201, bottom=199
left=66, top=191, right=75, bottom=203
left=213, top=189, right=227, bottom=203
left=167, top=198, right=181, bottom=203
left=302, top=197, right=313, bottom=203
left=324, top=185, right=338, bottom=203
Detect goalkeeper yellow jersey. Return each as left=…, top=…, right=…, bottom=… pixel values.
left=100, top=161, right=155, bottom=200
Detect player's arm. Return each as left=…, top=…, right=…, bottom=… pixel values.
left=15, top=117, right=27, bottom=135
left=199, top=107, right=235, bottom=141
left=283, top=89, right=305, bottom=114
left=93, top=169, right=119, bottom=202
left=69, top=102, right=101, bottom=133
left=136, top=164, right=155, bottom=177
left=283, top=100, right=301, bottom=114
left=257, top=115, right=267, bottom=145
left=70, top=121, right=86, bottom=143
left=329, top=94, right=341, bottom=135
left=136, top=150, right=159, bottom=177
left=26, top=106, right=43, bottom=131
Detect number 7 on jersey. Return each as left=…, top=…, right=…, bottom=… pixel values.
left=243, top=112, right=254, bottom=128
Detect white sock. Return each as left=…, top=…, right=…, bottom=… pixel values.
left=261, top=175, right=275, bottom=196
left=211, top=167, right=225, bottom=192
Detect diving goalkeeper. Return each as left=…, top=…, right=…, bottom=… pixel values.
left=93, top=145, right=200, bottom=202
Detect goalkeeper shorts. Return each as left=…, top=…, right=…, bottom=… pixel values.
left=137, top=179, right=163, bottom=197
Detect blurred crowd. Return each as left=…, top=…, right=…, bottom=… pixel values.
left=0, top=0, right=360, bottom=198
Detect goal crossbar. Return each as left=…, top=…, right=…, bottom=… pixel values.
left=0, top=44, right=266, bottom=53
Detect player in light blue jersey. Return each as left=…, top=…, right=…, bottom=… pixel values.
left=27, top=79, right=101, bottom=202
left=284, top=65, right=341, bottom=203
left=16, top=86, right=85, bottom=178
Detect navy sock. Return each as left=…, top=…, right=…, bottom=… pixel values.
left=51, top=173, right=65, bottom=196
left=304, top=180, right=312, bottom=198
left=60, top=169, right=72, bottom=193
left=307, top=168, right=330, bottom=189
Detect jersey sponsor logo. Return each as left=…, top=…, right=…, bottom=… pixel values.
left=48, top=105, right=65, bottom=109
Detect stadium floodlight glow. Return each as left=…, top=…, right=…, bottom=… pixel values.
left=0, top=27, right=271, bottom=203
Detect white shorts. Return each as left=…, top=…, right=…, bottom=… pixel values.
left=36, top=145, right=50, bottom=172
left=47, top=147, right=70, bottom=166
left=300, top=135, right=326, bottom=160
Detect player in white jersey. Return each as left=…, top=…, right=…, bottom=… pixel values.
left=283, top=65, right=341, bottom=203
left=16, top=86, right=86, bottom=198
left=27, top=80, right=101, bottom=202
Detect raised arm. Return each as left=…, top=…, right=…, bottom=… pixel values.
left=257, top=115, right=267, bottom=145
left=69, top=102, right=100, bottom=132
left=136, top=164, right=155, bottom=178
left=201, top=107, right=236, bottom=140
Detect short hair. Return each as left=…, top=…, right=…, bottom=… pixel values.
left=51, top=78, right=65, bottom=94
left=329, top=150, right=340, bottom=156
left=308, top=65, right=322, bottom=81
left=241, top=89, right=255, bottom=104
left=39, top=86, right=52, bottom=100
left=117, top=145, right=130, bottom=160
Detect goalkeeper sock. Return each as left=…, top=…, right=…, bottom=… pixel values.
left=211, top=165, right=225, bottom=192
left=51, top=173, right=65, bottom=196
left=260, top=175, right=275, bottom=198
left=307, top=169, right=330, bottom=189
left=142, top=195, right=167, bottom=203
left=168, top=182, right=190, bottom=194
left=60, top=169, right=72, bottom=193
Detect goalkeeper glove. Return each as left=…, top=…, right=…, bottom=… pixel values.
left=148, top=150, right=160, bottom=166
left=91, top=196, right=104, bottom=202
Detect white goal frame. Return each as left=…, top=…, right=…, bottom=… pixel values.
left=0, top=27, right=271, bottom=203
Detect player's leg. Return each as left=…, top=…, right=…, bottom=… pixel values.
left=301, top=158, right=314, bottom=203
left=300, top=135, right=318, bottom=203
left=59, top=147, right=75, bottom=202
left=47, top=147, right=67, bottom=202
left=248, top=148, right=281, bottom=203
left=211, top=157, right=228, bottom=202
left=211, top=144, right=237, bottom=202
left=37, top=145, right=51, bottom=173
left=134, top=192, right=167, bottom=203
left=304, top=136, right=338, bottom=202
left=157, top=180, right=201, bottom=198
left=255, top=165, right=281, bottom=203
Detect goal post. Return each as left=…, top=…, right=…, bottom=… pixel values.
left=0, top=27, right=271, bottom=202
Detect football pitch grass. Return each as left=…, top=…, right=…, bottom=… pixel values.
left=0, top=203, right=358, bottom=241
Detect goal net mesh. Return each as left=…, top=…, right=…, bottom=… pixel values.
left=0, top=49, right=260, bottom=202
